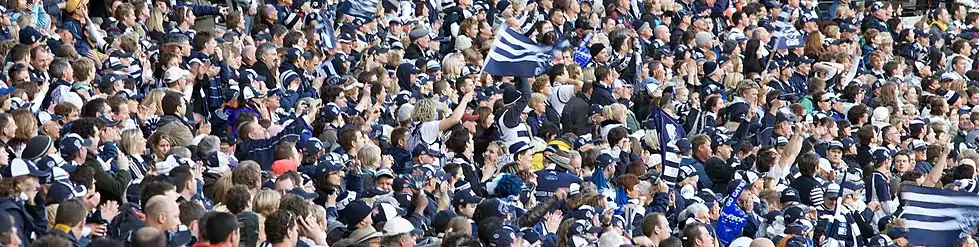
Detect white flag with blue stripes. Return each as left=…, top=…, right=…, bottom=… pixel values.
left=338, top=0, right=380, bottom=20
left=901, top=185, right=979, bottom=247
left=484, top=27, right=564, bottom=77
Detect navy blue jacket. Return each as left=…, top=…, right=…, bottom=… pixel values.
left=0, top=197, right=46, bottom=246
left=591, top=81, right=616, bottom=106
left=235, top=114, right=307, bottom=170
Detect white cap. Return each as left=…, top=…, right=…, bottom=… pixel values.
left=382, top=217, right=415, bottom=236
left=164, top=67, right=190, bottom=84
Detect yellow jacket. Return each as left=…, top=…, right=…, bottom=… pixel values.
left=532, top=139, right=573, bottom=171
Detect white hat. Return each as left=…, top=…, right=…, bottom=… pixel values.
left=382, top=217, right=415, bottom=236
left=164, top=67, right=190, bottom=84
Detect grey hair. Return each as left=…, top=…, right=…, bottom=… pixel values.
left=196, top=135, right=220, bottom=155
left=168, top=146, right=193, bottom=159
left=49, top=58, right=71, bottom=80
left=256, top=43, right=279, bottom=60
left=165, top=33, right=190, bottom=45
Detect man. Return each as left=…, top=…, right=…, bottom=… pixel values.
left=263, top=211, right=298, bottom=247
left=235, top=112, right=305, bottom=170
left=861, top=2, right=891, bottom=33
left=405, top=28, right=432, bottom=61
left=591, top=66, right=616, bottom=106
left=789, top=153, right=825, bottom=207
left=44, top=198, right=86, bottom=246
left=452, top=189, right=482, bottom=219
left=199, top=212, right=240, bottom=247
left=169, top=166, right=199, bottom=204
left=69, top=118, right=132, bottom=203
left=639, top=213, right=671, bottom=245
left=688, top=134, right=714, bottom=190
left=251, top=43, right=280, bottom=89
left=155, top=91, right=195, bottom=147
left=144, top=195, right=181, bottom=234
left=680, top=222, right=715, bottom=247
left=0, top=113, right=15, bottom=162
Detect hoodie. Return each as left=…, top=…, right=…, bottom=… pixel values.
left=0, top=197, right=46, bottom=246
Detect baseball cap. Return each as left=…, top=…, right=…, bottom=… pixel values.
left=314, top=158, right=344, bottom=175
left=164, top=67, right=191, bottom=84
left=2, top=158, right=49, bottom=178
left=287, top=187, right=319, bottom=200
left=780, top=188, right=801, bottom=204
left=873, top=149, right=892, bottom=163
left=60, top=133, right=92, bottom=157
left=452, top=188, right=484, bottom=206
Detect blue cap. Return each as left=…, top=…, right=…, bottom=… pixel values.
left=338, top=33, right=354, bottom=43
left=596, top=153, right=617, bottom=167
left=302, top=139, right=324, bottom=157
left=452, top=188, right=484, bottom=206
left=886, top=226, right=909, bottom=240
left=2, top=158, right=49, bottom=178
left=841, top=137, right=856, bottom=149
left=910, top=139, right=928, bottom=151
left=509, top=140, right=534, bottom=155
left=240, top=69, right=267, bottom=84
left=775, top=136, right=790, bottom=146
left=828, top=141, right=844, bottom=150
left=782, top=205, right=808, bottom=224
left=99, top=116, right=120, bottom=127
left=676, top=138, right=692, bottom=153
left=285, top=48, right=314, bottom=62
left=287, top=187, right=319, bottom=200
left=571, top=206, right=597, bottom=221
left=18, top=26, right=44, bottom=45
left=520, top=228, right=541, bottom=244
left=780, top=188, right=801, bottom=204
left=873, top=149, right=891, bottom=163
left=491, top=226, right=523, bottom=247
left=588, top=104, right=603, bottom=116
left=322, top=104, right=343, bottom=121
left=314, top=158, right=343, bottom=175
left=411, top=145, right=440, bottom=157
left=60, top=134, right=92, bottom=157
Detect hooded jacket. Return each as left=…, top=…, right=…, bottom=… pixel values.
left=0, top=197, right=46, bottom=246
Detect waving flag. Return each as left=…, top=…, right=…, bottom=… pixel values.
left=901, top=185, right=979, bottom=247
left=645, top=107, right=685, bottom=188
left=312, top=13, right=337, bottom=51
left=484, top=27, right=566, bottom=77
left=773, top=28, right=807, bottom=49
left=338, top=0, right=380, bottom=20
left=717, top=179, right=749, bottom=244
left=573, top=32, right=594, bottom=68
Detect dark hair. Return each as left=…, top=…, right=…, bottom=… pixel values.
left=201, top=212, right=240, bottom=244
left=69, top=165, right=95, bottom=190
left=446, top=130, right=470, bottom=154
left=139, top=180, right=176, bottom=207
left=30, top=234, right=72, bottom=247
left=224, top=185, right=252, bottom=214
left=798, top=153, right=819, bottom=177
left=54, top=198, right=87, bottom=226
left=607, top=127, right=630, bottom=149
left=476, top=216, right=504, bottom=245
left=178, top=201, right=205, bottom=226
left=169, top=166, right=195, bottom=193
left=68, top=117, right=101, bottom=139
left=264, top=210, right=297, bottom=244
left=192, top=32, right=215, bottom=51
left=87, top=238, right=124, bottom=247
left=161, top=91, right=184, bottom=115
left=338, top=127, right=361, bottom=152
left=641, top=213, right=667, bottom=237
left=81, top=98, right=109, bottom=118
left=681, top=222, right=708, bottom=247
left=278, top=194, right=311, bottom=218
left=595, top=66, right=612, bottom=82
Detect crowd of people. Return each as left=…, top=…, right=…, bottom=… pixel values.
left=0, top=0, right=975, bottom=245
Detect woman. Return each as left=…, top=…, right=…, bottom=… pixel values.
left=119, top=129, right=149, bottom=180
left=252, top=189, right=281, bottom=244
left=356, top=144, right=385, bottom=188
left=7, top=109, right=34, bottom=158
left=408, top=94, right=474, bottom=167
left=145, top=9, right=166, bottom=43
left=442, top=53, right=465, bottom=82
left=0, top=158, right=48, bottom=247
left=147, top=132, right=171, bottom=163
left=527, top=93, right=548, bottom=137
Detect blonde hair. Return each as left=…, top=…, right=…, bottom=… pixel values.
left=602, top=103, right=627, bottom=122
left=530, top=93, right=546, bottom=107
left=141, top=88, right=168, bottom=114
left=120, top=129, right=144, bottom=156
left=146, top=9, right=165, bottom=32
left=411, top=98, right=440, bottom=122
left=357, top=144, right=382, bottom=170
left=442, top=53, right=465, bottom=81
left=252, top=189, right=281, bottom=216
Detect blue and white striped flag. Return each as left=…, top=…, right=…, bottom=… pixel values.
left=484, top=27, right=565, bottom=77
left=645, top=107, right=685, bottom=188
left=338, top=0, right=380, bottom=20
left=573, top=32, right=593, bottom=68
left=901, top=185, right=979, bottom=247
left=314, top=14, right=337, bottom=51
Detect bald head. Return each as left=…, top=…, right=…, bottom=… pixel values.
left=242, top=45, right=257, bottom=64
left=132, top=227, right=167, bottom=247
left=750, top=238, right=776, bottom=247
left=145, top=195, right=180, bottom=232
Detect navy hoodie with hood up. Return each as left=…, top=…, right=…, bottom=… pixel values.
left=0, top=197, right=47, bottom=246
